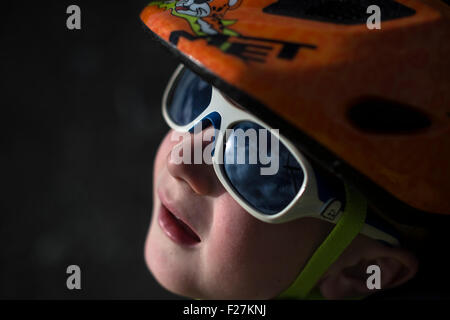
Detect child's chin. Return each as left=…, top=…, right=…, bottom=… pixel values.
left=148, top=261, right=199, bottom=299
left=144, top=225, right=200, bottom=298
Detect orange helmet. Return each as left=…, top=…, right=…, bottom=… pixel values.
left=140, top=0, right=450, bottom=223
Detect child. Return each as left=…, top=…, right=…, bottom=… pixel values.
left=144, top=65, right=418, bottom=300
left=140, top=0, right=449, bottom=299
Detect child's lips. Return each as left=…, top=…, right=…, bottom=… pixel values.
left=158, top=204, right=201, bottom=246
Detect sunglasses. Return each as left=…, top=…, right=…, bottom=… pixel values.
left=162, top=64, right=399, bottom=245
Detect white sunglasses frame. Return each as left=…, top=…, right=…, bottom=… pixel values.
left=162, top=64, right=399, bottom=246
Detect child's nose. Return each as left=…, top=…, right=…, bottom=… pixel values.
left=166, top=127, right=220, bottom=196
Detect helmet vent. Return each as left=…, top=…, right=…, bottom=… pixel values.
left=347, top=98, right=431, bottom=133
left=263, top=0, right=415, bottom=25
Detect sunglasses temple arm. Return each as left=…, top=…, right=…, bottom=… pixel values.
left=314, top=206, right=400, bottom=247
left=359, top=223, right=400, bottom=247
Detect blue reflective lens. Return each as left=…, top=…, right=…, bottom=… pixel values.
left=167, top=68, right=212, bottom=126
left=223, top=121, right=305, bottom=215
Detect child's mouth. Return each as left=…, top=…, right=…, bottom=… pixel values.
left=158, top=203, right=201, bottom=246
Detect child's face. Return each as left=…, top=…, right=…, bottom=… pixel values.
left=145, top=128, right=332, bottom=299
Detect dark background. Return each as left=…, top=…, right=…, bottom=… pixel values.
left=1, top=1, right=180, bottom=299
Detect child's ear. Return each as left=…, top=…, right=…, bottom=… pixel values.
left=317, top=247, right=418, bottom=299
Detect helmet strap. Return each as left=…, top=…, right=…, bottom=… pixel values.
left=277, top=183, right=367, bottom=300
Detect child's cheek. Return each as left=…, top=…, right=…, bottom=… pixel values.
left=202, top=194, right=277, bottom=298
left=208, top=195, right=254, bottom=260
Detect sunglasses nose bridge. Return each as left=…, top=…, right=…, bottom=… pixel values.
left=188, top=111, right=222, bottom=133
left=203, top=111, right=222, bottom=131
left=187, top=111, right=222, bottom=158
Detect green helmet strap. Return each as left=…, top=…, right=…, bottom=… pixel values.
left=277, top=184, right=367, bottom=300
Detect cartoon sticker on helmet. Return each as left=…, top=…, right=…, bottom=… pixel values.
left=169, top=0, right=242, bottom=36
left=147, top=0, right=317, bottom=63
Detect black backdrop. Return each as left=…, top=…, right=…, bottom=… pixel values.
left=0, top=1, right=180, bottom=299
